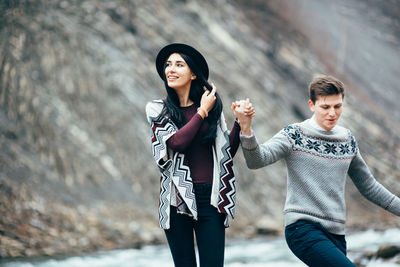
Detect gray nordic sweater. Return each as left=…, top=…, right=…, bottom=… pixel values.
left=240, top=117, right=400, bottom=234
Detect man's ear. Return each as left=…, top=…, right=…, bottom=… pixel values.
left=308, top=99, right=315, bottom=112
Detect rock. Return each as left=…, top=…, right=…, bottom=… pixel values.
left=376, top=245, right=400, bottom=259
left=1, top=0, right=400, bottom=259
left=256, top=227, right=280, bottom=236
left=0, top=248, right=7, bottom=258
left=255, top=216, right=281, bottom=236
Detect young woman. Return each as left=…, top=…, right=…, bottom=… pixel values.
left=233, top=75, right=400, bottom=267
left=146, top=43, right=253, bottom=267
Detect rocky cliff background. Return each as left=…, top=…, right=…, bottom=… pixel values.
left=1, top=0, right=399, bottom=258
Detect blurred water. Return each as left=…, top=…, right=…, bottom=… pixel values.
left=2, top=228, right=399, bottom=267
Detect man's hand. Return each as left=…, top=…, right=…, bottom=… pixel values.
left=232, top=98, right=255, bottom=136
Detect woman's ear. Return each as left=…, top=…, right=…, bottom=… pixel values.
left=191, top=73, right=196, bottom=80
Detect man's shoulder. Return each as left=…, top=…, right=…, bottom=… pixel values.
left=281, top=121, right=302, bottom=132
left=335, top=124, right=352, bottom=133
left=330, top=124, right=356, bottom=140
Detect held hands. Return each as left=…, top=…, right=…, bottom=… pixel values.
left=231, top=98, right=255, bottom=136
left=198, top=83, right=217, bottom=118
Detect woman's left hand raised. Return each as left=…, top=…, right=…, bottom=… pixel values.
left=198, top=83, right=217, bottom=118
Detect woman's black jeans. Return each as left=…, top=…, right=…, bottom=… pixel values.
left=164, top=183, right=226, bottom=267
left=285, top=220, right=356, bottom=267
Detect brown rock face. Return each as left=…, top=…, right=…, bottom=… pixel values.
left=1, top=0, right=399, bottom=258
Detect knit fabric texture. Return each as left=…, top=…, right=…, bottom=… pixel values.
left=146, top=100, right=237, bottom=229
left=240, top=117, right=400, bottom=234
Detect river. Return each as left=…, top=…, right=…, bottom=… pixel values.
left=2, top=228, right=399, bottom=267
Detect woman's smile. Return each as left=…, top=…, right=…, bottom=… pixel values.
left=165, top=53, right=194, bottom=90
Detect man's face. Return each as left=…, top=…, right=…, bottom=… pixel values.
left=308, top=94, right=343, bottom=131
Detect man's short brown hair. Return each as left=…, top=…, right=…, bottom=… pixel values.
left=308, top=75, right=345, bottom=103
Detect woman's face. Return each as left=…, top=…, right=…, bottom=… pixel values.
left=164, top=53, right=196, bottom=91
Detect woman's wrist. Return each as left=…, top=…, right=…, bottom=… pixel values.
left=234, top=117, right=241, bottom=126
left=197, top=107, right=208, bottom=118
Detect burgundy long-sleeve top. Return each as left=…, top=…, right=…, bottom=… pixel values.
left=167, top=104, right=241, bottom=184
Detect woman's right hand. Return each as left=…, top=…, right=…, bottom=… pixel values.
left=198, top=83, right=217, bottom=117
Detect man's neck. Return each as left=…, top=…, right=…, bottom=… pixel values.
left=310, top=115, right=336, bottom=132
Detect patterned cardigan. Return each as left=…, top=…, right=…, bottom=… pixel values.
left=145, top=100, right=236, bottom=229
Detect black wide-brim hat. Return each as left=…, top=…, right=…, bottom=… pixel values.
left=155, top=43, right=209, bottom=80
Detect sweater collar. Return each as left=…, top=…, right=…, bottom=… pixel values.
left=309, top=115, right=337, bottom=133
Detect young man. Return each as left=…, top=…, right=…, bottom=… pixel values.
left=232, top=75, right=400, bottom=266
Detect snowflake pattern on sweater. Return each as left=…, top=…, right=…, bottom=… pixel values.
left=283, top=125, right=357, bottom=159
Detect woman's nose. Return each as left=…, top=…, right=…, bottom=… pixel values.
left=167, top=65, right=176, bottom=72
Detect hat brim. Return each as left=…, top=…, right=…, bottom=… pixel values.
left=155, top=43, right=209, bottom=80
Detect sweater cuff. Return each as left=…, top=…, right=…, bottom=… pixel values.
left=194, top=113, right=205, bottom=121
left=233, top=119, right=241, bottom=129
left=239, top=130, right=258, bottom=150
left=386, top=195, right=400, bottom=216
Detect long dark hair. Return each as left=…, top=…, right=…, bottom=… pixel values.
left=156, top=53, right=223, bottom=143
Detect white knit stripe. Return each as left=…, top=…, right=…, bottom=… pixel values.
left=159, top=171, right=171, bottom=229
left=172, top=153, right=197, bottom=218
left=146, top=100, right=237, bottom=229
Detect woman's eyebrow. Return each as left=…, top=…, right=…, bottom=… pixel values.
left=166, top=60, right=186, bottom=64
